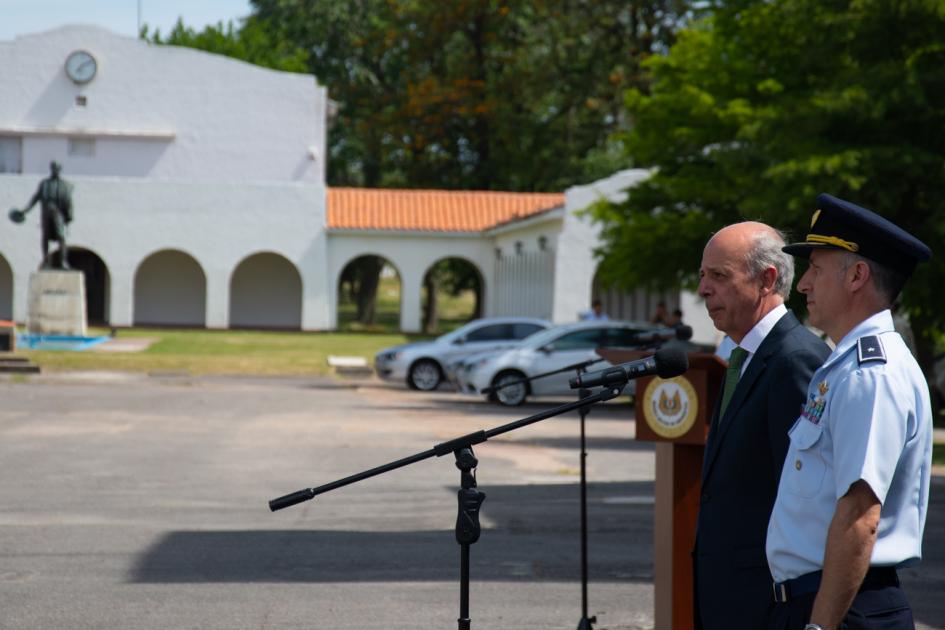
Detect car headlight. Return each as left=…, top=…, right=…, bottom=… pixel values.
left=379, top=351, right=402, bottom=362
left=468, top=357, right=492, bottom=371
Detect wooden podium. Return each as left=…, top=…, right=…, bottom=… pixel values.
left=598, top=350, right=726, bottom=630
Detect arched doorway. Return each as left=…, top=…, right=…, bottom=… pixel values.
left=52, top=247, right=110, bottom=325
left=0, top=253, right=12, bottom=320
left=229, top=252, right=302, bottom=329
left=134, top=250, right=207, bottom=327
left=420, top=257, right=484, bottom=334
left=337, top=255, right=401, bottom=332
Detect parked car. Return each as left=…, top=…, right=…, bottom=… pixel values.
left=374, top=317, right=552, bottom=391
left=457, top=320, right=666, bottom=406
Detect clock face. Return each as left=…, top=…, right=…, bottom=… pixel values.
left=65, top=50, right=97, bottom=84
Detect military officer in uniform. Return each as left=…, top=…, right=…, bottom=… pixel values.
left=766, top=193, right=933, bottom=630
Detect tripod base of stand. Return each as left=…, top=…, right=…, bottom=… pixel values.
left=576, top=615, right=596, bottom=630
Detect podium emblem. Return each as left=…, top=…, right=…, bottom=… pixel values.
left=642, top=376, right=699, bottom=439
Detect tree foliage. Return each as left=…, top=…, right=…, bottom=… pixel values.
left=140, top=18, right=308, bottom=73
left=245, top=0, right=690, bottom=190
left=592, top=0, right=945, bottom=372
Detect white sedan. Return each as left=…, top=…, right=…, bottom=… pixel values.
left=457, top=320, right=663, bottom=405
left=373, top=316, right=551, bottom=391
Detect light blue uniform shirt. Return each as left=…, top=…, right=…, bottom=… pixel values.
left=766, top=310, right=932, bottom=582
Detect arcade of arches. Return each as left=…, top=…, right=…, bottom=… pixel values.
left=2, top=250, right=489, bottom=333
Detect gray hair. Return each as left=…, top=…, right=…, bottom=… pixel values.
left=745, top=228, right=794, bottom=299
left=839, top=252, right=906, bottom=305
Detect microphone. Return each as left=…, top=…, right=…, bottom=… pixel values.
left=631, top=324, right=693, bottom=344
left=569, top=346, right=689, bottom=389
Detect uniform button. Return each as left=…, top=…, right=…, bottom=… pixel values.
left=795, top=460, right=802, bottom=471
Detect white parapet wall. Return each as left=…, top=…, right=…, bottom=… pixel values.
left=0, top=25, right=327, bottom=184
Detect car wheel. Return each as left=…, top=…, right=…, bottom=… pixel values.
left=408, top=359, right=442, bottom=391
left=492, top=370, right=527, bottom=406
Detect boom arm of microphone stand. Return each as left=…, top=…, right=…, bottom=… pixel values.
left=478, top=356, right=606, bottom=395
left=268, top=384, right=626, bottom=512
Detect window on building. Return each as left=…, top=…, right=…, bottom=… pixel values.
left=0, top=136, right=22, bottom=173
left=68, top=137, right=95, bottom=157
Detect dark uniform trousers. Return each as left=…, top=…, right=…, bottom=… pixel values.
left=767, top=568, right=914, bottom=630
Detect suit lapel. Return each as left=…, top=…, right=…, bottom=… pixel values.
left=701, top=311, right=801, bottom=483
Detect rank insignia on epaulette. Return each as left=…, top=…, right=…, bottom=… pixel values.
left=857, top=335, right=886, bottom=365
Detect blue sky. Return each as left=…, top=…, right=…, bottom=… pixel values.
left=0, top=0, right=254, bottom=40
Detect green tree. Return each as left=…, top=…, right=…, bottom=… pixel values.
left=248, top=0, right=690, bottom=190
left=592, top=0, right=945, bottom=377
left=141, top=18, right=308, bottom=72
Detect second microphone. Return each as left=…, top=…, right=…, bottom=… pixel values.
left=569, top=346, right=689, bottom=389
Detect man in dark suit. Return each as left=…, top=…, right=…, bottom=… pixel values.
left=693, top=222, right=830, bottom=629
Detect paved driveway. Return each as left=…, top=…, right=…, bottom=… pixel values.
left=0, top=374, right=942, bottom=629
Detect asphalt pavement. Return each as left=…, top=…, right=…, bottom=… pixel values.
left=0, top=373, right=942, bottom=629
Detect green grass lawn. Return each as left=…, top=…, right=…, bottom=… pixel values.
left=18, top=327, right=426, bottom=376
left=337, top=275, right=476, bottom=334
left=14, top=272, right=475, bottom=376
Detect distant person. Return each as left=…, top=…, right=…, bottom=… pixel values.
left=650, top=301, right=668, bottom=325
left=580, top=298, right=609, bottom=321
left=666, top=308, right=684, bottom=328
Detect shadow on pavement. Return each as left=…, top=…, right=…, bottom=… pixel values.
left=129, top=480, right=655, bottom=585
left=126, top=466, right=945, bottom=629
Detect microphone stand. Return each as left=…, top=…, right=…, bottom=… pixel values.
left=477, top=356, right=625, bottom=630
left=269, top=384, right=626, bottom=630
left=576, top=372, right=596, bottom=630
left=478, top=357, right=605, bottom=402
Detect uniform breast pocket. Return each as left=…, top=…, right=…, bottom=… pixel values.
left=784, top=420, right=826, bottom=499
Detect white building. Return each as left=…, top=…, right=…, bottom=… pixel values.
left=0, top=25, right=716, bottom=344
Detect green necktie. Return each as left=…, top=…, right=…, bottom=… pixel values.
left=719, top=346, right=750, bottom=418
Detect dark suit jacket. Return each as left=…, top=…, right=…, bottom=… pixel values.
left=693, top=310, right=829, bottom=629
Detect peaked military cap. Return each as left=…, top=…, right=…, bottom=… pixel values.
left=782, top=193, right=932, bottom=276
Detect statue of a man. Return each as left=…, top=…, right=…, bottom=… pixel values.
left=9, top=161, right=74, bottom=270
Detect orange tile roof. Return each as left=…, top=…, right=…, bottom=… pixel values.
left=327, top=187, right=564, bottom=232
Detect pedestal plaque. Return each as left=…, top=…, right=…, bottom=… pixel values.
left=27, top=270, right=87, bottom=336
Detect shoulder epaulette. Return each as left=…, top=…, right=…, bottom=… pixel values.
left=857, top=335, right=886, bottom=365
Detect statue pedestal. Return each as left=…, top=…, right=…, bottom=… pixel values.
left=27, top=270, right=87, bottom=336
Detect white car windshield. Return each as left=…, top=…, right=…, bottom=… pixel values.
left=520, top=326, right=571, bottom=350
left=435, top=321, right=483, bottom=344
